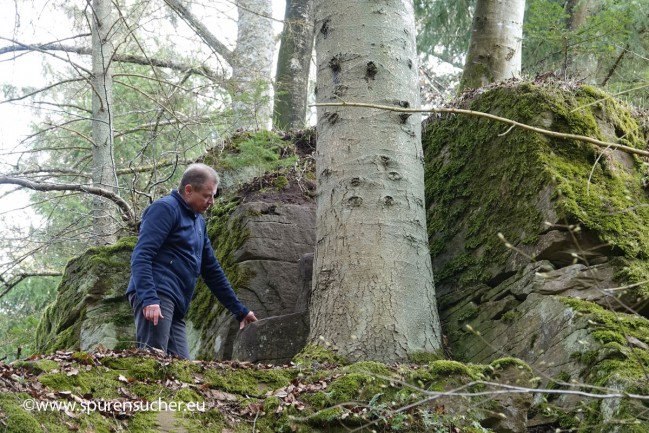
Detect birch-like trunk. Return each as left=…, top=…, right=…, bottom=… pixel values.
left=310, top=0, right=442, bottom=362
left=273, top=0, right=315, bottom=130
left=459, top=0, right=525, bottom=92
left=90, top=0, right=119, bottom=244
left=231, top=0, right=275, bottom=130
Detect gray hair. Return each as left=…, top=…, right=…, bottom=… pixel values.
left=178, top=163, right=219, bottom=193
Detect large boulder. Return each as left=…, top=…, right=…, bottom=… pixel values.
left=424, top=81, right=649, bottom=431
left=189, top=182, right=316, bottom=360
left=35, top=237, right=136, bottom=353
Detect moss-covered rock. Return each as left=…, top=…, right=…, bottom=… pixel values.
left=424, top=82, right=649, bottom=431
left=34, top=237, right=136, bottom=353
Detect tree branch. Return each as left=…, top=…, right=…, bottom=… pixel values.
left=0, top=272, right=62, bottom=300
left=163, top=0, right=234, bottom=64
left=312, top=101, right=649, bottom=158
left=0, top=176, right=136, bottom=225
left=0, top=40, right=222, bottom=80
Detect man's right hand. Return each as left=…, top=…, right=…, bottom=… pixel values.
left=143, top=304, right=164, bottom=325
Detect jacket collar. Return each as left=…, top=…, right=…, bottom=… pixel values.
left=171, top=189, right=199, bottom=218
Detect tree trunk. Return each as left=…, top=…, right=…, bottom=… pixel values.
left=231, top=0, right=275, bottom=130
left=562, top=0, right=599, bottom=82
left=89, top=0, right=119, bottom=244
left=273, top=0, right=315, bottom=130
left=459, top=0, right=525, bottom=92
left=310, top=0, right=442, bottom=362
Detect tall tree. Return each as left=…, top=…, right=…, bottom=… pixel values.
left=459, top=0, right=526, bottom=92
left=164, top=0, right=275, bottom=130
left=311, top=0, right=442, bottom=362
left=273, top=0, right=315, bottom=130
left=89, top=0, right=119, bottom=244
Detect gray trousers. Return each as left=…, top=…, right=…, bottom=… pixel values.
left=128, top=293, right=190, bottom=359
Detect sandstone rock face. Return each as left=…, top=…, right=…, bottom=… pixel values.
left=231, top=311, right=309, bottom=364
left=191, top=200, right=315, bottom=360
left=424, top=83, right=649, bottom=431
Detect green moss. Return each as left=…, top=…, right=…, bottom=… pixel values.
left=407, top=351, right=444, bottom=364
left=274, top=175, right=289, bottom=189
left=204, top=367, right=293, bottom=397
left=12, top=359, right=59, bottom=374
left=407, top=360, right=483, bottom=392
left=39, top=369, right=124, bottom=399
left=85, top=236, right=136, bottom=267
left=201, top=131, right=298, bottom=184
left=488, top=357, right=532, bottom=373
left=424, top=82, right=649, bottom=301
left=501, top=309, right=522, bottom=323
left=0, top=393, right=47, bottom=433
left=165, top=360, right=202, bottom=383
left=35, top=237, right=134, bottom=353
left=324, top=372, right=385, bottom=403
left=100, top=356, right=163, bottom=381
left=292, top=344, right=349, bottom=367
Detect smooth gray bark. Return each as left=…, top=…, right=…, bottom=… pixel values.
left=459, top=0, right=525, bottom=92
left=231, top=0, right=275, bottom=130
left=89, top=0, right=119, bottom=244
left=310, top=0, right=442, bottom=362
left=273, top=0, right=315, bottom=130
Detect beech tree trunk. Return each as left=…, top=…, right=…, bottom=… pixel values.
left=310, top=0, right=442, bottom=362
left=273, top=0, right=315, bottom=130
left=90, top=0, right=119, bottom=244
left=459, top=0, right=525, bottom=92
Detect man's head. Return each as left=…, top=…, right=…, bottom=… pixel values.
left=178, top=163, right=220, bottom=214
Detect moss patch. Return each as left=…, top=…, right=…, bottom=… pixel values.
left=424, top=82, right=649, bottom=302
left=34, top=238, right=135, bottom=353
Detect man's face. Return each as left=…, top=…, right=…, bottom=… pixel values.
left=183, top=181, right=217, bottom=214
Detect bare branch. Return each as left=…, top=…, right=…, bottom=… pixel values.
left=1, top=78, right=86, bottom=104
left=163, top=0, right=234, bottom=64
left=0, top=176, right=136, bottom=225
left=313, top=101, right=649, bottom=158
left=0, top=39, right=223, bottom=81
left=0, top=272, right=62, bottom=300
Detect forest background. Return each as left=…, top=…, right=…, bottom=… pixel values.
left=0, top=0, right=647, bottom=362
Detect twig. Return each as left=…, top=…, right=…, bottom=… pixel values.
left=312, top=101, right=649, bottom=158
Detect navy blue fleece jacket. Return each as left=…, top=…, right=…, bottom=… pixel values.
left=126, top=190, right=249, bottom=321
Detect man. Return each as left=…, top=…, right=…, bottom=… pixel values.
left=126, top=163, right=257, bottom=358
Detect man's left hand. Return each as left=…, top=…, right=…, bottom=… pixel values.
left=239, top=311, right=257, bottom=330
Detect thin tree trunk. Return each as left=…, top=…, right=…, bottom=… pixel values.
left=231, top=0, right=275, bottom=130
left=89, top=0, right=119, bottom=244
left=459, top=0, right=525, bottom=92
left=273, top=0, right=315, bottom=130
left=310, top=0, right=442, bottom=362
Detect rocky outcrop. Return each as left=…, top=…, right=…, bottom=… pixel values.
left=191, top=199, right=315, bottom=360
left=35, top=144, right=316, bottom=361
left=35, top=238, right=136, bottom=353
left=424, top=81, right=649, bottom=431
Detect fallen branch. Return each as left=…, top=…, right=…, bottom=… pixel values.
left=312, top=101, right=649, bottom=158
